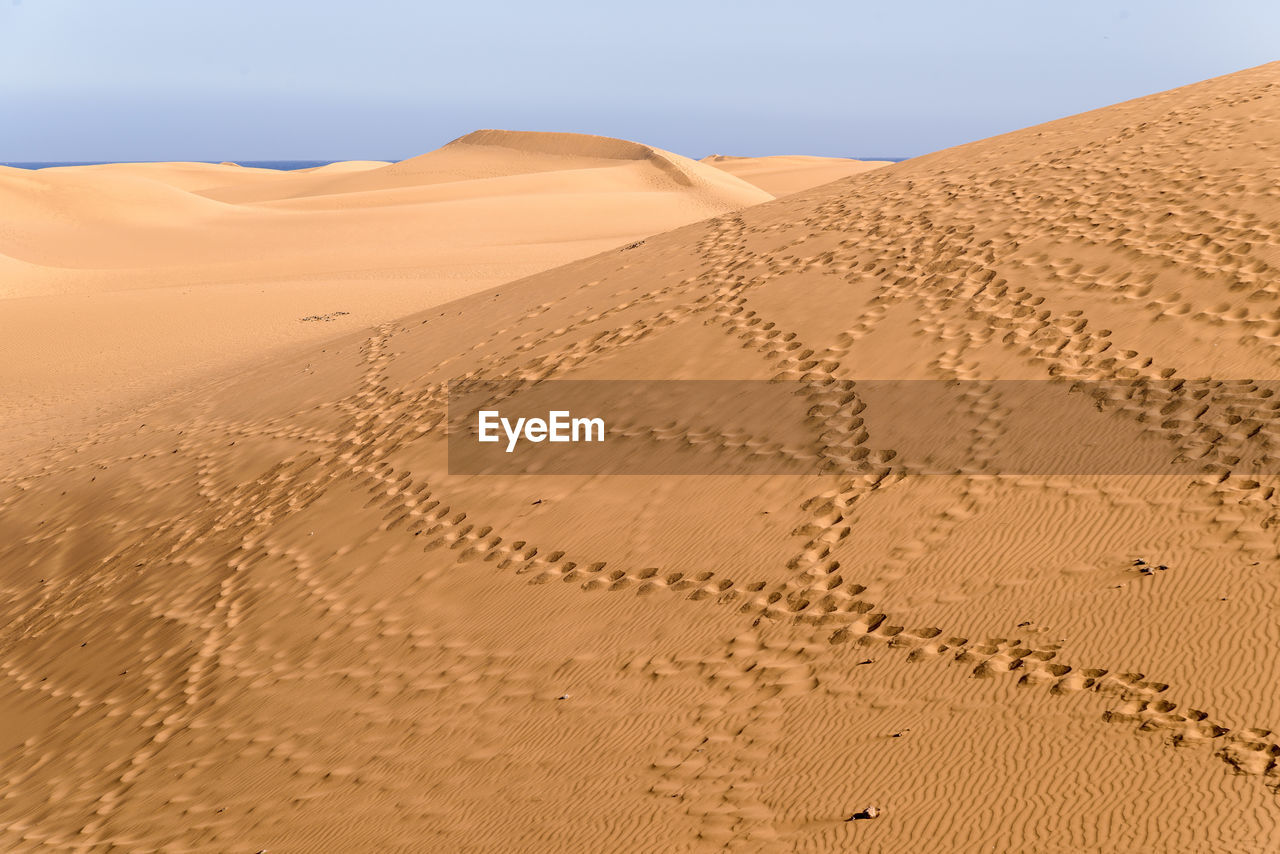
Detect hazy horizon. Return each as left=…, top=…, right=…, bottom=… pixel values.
left=0, top=155, right=915, bottom=169
left=2, top=1, right=1277, bottom=161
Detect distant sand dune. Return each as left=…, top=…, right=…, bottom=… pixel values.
left=205, top=129, right=773, bottom=205
left=0, top=132, right=781, bottom=449
left=2, top=64, right=1279, bottom=852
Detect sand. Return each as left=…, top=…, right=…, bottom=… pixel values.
left=2, top=63, right=1279, bottom=852
left=702, top=153, right=891, bottom=196
left=0, top=131, right=772, bottom=452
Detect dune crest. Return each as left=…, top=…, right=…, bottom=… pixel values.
left=447, top=128, right=776, bottom=201
left=446, top=128, right=680, bottom=161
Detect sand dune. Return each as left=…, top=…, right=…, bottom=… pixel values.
left=226, top=129, right=776, bottom=205
left=3, top=64, right=1280, bottom=852
left=0, top=132, right=772, bottom=451
left=702, top=153, right=892, bottom=196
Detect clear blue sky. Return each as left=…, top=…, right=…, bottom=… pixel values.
left=1, top=0, right=1275, bottom=162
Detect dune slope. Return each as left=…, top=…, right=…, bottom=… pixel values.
left=2, top=64, right=1280, bottom=852
left=702, top=153, right=892, bottom=196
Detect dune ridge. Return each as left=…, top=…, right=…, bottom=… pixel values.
left=2, top=63, right=1279, bottom=852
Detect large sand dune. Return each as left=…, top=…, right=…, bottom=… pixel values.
left=0, top=131, right=773, bottom=451
left=3, top=64, right=1280, bottom=852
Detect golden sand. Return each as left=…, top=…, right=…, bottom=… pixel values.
left=1, top=64, right=1278, bottom=852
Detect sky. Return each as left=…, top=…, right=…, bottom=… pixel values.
left=1, top=0, right=1276, bottom=162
